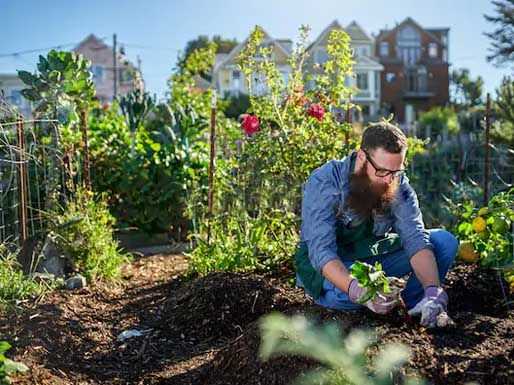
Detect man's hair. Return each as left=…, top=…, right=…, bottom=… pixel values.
left=361, top=122, right=408, bottom=154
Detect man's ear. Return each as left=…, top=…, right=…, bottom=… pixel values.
left=357, top=148, right=366, bottom=161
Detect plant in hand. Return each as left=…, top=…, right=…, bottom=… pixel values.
left=350, top=261, right=395, bottom=304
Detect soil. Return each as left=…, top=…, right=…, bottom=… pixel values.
left=1, top=254, right=513, bottom=385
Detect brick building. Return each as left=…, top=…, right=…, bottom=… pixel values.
left=375, top=18, right=449, bottom=126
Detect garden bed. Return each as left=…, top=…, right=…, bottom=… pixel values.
left=1, top=254, right=513, bottom=385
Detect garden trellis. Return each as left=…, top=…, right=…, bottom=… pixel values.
left=0, top=97, right=71, bottom=247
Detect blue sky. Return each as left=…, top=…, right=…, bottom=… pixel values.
left=0, top=0, right=510, bottom=100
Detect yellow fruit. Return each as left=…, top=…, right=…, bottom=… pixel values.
left=477, top=207, right=489, bottom=216
left=458, top=242, right=479, bottom=263
left=472, top=216, right=487, bottom=233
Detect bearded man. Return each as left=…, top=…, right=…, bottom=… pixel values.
left=295, top=122, right=458, bottom=328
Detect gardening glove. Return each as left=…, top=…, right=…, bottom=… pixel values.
left=408, top=285, right=454, bottom=328
left=348, top=278, right=400, bottom=315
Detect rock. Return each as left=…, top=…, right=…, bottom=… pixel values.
left=65, top=275, right=86, bottom=290
left=36, top=234, right=66, bottom=278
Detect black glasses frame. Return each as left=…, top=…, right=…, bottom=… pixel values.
left=364, top=151, right=405, bottom=178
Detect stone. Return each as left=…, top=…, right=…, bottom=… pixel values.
left=65, top=275, right=86, bottom=290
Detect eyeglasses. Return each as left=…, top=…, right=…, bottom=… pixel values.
left=364, top=151, right=405, bottom=178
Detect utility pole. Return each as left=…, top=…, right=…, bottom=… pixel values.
left=113, top=33, right=118, bottom=100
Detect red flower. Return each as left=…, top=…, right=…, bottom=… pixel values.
left=307, top=104, right=325, bottom=122
left=241, top=114, right=259, bottom=135
left=293, top=85, right=304, bottom=94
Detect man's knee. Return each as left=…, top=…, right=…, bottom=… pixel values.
left=429, top=229, right=458, bottom=264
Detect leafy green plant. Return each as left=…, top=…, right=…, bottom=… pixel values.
left=453, top=187, right=514, bottom=290
left=189, top=25, right=358, bottom=274
left=49, top=188, right=131, bottom=281
left=0, top=341, right=29, bottom=385
left=349, top=261, right=392, bottom=304
left=259, top=313, right=423, bottom=385
left=0, top=245, right=47, bottom=310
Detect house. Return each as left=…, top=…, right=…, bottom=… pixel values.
left=0, top=73, right=32, bottom=117
left=73, top=34, right=141, bottom=103
left=211, top=27, right=292, bottom=98
left=375, top=17, right=449, bottom=127
left=305, top=20, right=384, bottom=123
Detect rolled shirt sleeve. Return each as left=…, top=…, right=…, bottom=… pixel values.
left=301, top=162, right=344, bottom=274
left=392, top=175, right=434, bottom=258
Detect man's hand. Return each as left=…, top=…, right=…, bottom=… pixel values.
left=408, top=285, right=454, bottom=328
left=348, top=278, right=399, bottom=314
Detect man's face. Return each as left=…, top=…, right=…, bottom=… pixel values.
left=347, top=147, right=406, bottom=217
left=361, top=147, right=406, bottom=189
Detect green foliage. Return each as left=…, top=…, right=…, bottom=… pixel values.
left=484, top=0, right=514, bottom=66
left=49, top=188, right=131, bottom=281
left=492, top=76, right=514, bottom=146
left=89, top=92, right=211, bottom=234
left=189, top=25, right=359, bottom=274
left=418, top=106, right=458, bottom=137
left=18, top=50, right=95, bottom=116
left=223, top=93, right=251, bottom=119
left=259, top=313, right=423, bottom=385
left=0, top=245, right=46, bottom=310
left=0, top=341, right=29, bottom=385
left=349, top=261, right=391, bottom=304
left=450, top=68, right=484, bottom=108
left=452, top=187, right=514, bottom=288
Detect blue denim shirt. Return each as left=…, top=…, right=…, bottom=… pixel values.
left=300, top=152, right=433, bottom=274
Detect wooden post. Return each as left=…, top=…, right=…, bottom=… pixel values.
left=484, top=93, right=491, bottom=206
left=16, top=120, right=28, bottom=242
left=207, top=90, right=217, bottom=244
left=81, top=109, right=91, bottom=191
left=345, top=97, right=352, bottom=146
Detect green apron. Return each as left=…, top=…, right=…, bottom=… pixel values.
left=294, top=220, right=401, bottom=299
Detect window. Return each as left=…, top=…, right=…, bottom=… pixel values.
left=397, top=26, right=421, bottom=65
left=356, top=73, right=368, bottom=90
left=316, top=48, right=329, bottom=63
left=379, top=41, right=389, bottom=57
left=361, top=47, right=369, bottom=57
left=386, top=72, right=396, bottom=83
left=232, top=70, right=241, bottom=91
left=91, top=65, right=104, bottom=84
left=280, top=70, right=289, bottom=85
left=428, top=43, right=438, bottom=58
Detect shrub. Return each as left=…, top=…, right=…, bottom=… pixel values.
left=50, top=188, right=131, bottom=281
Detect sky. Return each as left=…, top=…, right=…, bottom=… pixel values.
left=0, top=0, right=511, bottom=100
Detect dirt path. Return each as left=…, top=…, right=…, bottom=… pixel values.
left=1, top=254, right=513, bottom=385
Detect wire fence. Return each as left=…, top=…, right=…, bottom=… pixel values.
left=0, top=98, right=70, bottom=247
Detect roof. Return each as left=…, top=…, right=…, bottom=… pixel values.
left=375, top=17, right=446, bottom=45
left=213, top=26, right=291, bottom=73
left=345, top=21, right=372, bottom=42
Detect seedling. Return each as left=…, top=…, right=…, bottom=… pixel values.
left=350, top=261, right=393, bottom=304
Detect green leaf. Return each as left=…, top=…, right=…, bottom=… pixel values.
left=17, top=70, right=34, bottom=86
left=4, top=358, right=29, bottom=375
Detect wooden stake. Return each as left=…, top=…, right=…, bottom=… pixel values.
left=207, top=90, right=217, bottom=244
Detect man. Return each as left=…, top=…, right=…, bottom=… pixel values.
left=295, top=122, right=458, bottom=328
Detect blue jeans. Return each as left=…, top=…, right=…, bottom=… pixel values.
left=315, top=229, right=458, bottom=311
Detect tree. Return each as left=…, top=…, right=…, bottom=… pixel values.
left=492, top=76, right=514, bottom=145
left=177, top=35, right=238, bottom=80
left=450, top=68, right=484, bottom=107
left=484, top=0, right=514, bottom=66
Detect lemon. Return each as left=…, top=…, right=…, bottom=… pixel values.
left=477, top=207, right=489, bottom=216
left=458, top=242, right=479, bottom=263
left=472, top=216, right=487, bottom=233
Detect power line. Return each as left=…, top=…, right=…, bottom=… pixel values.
left=0, top=37, right=108, bottom=58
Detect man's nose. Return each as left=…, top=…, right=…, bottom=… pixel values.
left=383, top=174, right=393, bottom=184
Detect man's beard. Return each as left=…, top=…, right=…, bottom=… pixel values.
left=346, top=161, right=399, bottom=219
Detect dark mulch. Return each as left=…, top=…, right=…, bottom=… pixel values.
left=1, top=254, right=513, bottom=385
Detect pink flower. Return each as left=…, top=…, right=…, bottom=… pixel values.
left=241, top=114, right=259, bottom=135
left=307, top=104, right=325, bottom=122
